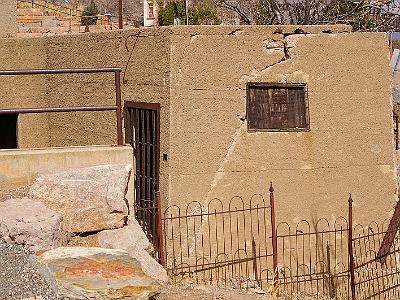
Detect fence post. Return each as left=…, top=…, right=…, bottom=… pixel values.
left=348, top=194, right=356, bottom=300
left=252, top=238, right=260, bottom=285
left=269, top=182, right=279, bottom=290
left=156, top=191, right=165, bottom=266
left=327, top=243, right=336, bottom=298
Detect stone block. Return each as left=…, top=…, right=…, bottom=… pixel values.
left=29, top=164, right=131, bottom=233
left=38, top=247, right=160, bottom=299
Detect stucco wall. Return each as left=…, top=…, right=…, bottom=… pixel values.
left=0, top=26, right=396, bottom=225
left=43, top=28, right=171, bottom=204
left=0, top=38, right=50, bottom=148
left=0, top=28, right=172, bottom=209
left=0, top=0, right=17, bottom=38
left=167, top=26, right=396, bottom=224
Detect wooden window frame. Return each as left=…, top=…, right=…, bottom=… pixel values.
left=246, top=82, right=310, bottom=132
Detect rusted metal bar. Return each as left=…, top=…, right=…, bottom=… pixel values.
left=0, top=106, right=117, bottom=114
left=326, top=243, right=336, bottom=298
left=0, top=67, right=124, bottom=146
left=348, top=194, right=356, bottom=300
left=118, top=0, right=123, bottom=29
left=0, top=67, right=121, bottom=76
left=252, top=238, right=260, bottom=285
left=156, top=191, right=165, bottom=266
left=114, top=70, right=123, bottom=145
left=270, top=182, right=279, bottom=289
left=377, top=200, right=400, bottom=261
left=395, top=113, right=399, bottom=150
left=163, top=205, right=270, bottom=220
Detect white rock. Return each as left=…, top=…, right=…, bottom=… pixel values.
left=0, top=198, right=64, bottom=251
left=29, top=164, right=132, bottom=233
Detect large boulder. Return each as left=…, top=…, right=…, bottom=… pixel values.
left=0, top=198, right=64, bottom=251
left=29, top=165, right=132, bottom=233
left=97, top=218, right=169, bottom=283
left=38, top=247, right=160, bottom=300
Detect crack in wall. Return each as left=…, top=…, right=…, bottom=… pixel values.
left=190, top=120, right=246, bottom=249
left=204, top=119, right=246, bottom=206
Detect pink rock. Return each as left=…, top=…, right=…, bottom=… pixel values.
left=29, top=164, right=132, bottom=233
left=0, top=197, right=64, bottom=251
left=38, top=247, right=160, bottom=299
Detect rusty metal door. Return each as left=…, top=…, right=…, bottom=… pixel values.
left=125, top=101, right=161, bottom=257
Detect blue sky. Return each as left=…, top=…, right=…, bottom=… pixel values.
left=390, top=32, right=400, bottom=40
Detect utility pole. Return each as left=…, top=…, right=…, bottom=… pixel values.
left=185, top=0, right=189, bottom=25
left=118, top=0, right=123, bottom=29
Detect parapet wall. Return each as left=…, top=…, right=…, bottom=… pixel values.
left=0, top=0, right=17, bottom=38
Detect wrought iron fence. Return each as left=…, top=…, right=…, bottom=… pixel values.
left=160, top=184, right=400, bottom=300
left=270, top=216, right=350, bottom=299
left=162, top=193, right=273, bottom=288
left=353, top=221, right=400, bottom=300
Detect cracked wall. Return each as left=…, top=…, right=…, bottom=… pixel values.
left=167, top=25, right=396, bottom=224
left=0, top=25, right=396, bottom=224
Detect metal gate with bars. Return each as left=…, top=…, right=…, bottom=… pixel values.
left=125, top=101, right=162, bottom=259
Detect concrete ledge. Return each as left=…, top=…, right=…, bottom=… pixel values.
left=0, top=145, right=134, bottom=205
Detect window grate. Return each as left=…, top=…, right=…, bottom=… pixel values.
left=246, top=83, right=309, bottom=131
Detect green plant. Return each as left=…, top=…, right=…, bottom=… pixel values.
left=158, top=1, right=221, bottom=26
left=158, top=1, right=186, bottom=26
left=81, top=0, right=99, bottom=26
left=189, top=3, right=221, bottom=25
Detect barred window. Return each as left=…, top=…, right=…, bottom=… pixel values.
left=246, top=83, right=309, bottom=131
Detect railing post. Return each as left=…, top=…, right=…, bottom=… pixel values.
left=252, top=238, right=260, bottom=285
left=156, top=191, right=165, bottom=266
left=327, top=243, right=336, bottom=298
left=269, top=182, right=279, bottom=290
left=348, top=194, right=356, bottom=300
left=118, top=0, right=123, bottom=29
left=114, top=70, right=123, bottom=145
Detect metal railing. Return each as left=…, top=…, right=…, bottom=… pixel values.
left=0, top=67, right=124, bottom=145
left=161, top=184, right=400, bottom=300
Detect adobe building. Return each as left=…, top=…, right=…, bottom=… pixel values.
left=0, top=25, right=396, bottom=226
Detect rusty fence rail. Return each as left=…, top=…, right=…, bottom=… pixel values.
left=161, top=185, right=400, bottom=300
left=0, top=68, right=123, bottom=145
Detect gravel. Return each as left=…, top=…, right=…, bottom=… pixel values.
left=0, top=240, right=58, bottom=300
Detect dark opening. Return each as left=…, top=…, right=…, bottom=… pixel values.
left=0, top=114, right=18, bottom=149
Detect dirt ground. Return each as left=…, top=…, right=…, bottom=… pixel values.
left=153, top=283, right=338, bottom=300
left=153, top=284, right=269, bottom=300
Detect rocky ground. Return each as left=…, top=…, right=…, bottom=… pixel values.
left=0, top=240, right=58, bottom=300
left=0, top=243, right=338, bottom=300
